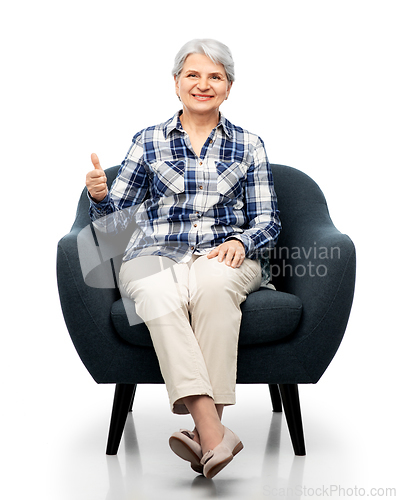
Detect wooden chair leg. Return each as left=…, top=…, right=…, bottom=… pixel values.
left=279, top=384, right=306, bottom=456
left=106, top=384, right=137, bottom=455
left=268, top=384, right=282, bottom=412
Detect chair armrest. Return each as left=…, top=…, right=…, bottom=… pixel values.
left=272, top=218, right=356, bottom=381
left=57, top=228, right=124, bottom=382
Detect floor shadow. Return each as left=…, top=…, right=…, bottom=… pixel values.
left=104, top=409, right=306, bottom=499
left=262, top=412, right=306, bottom=499
left=105, top=414, right=143, bottom=500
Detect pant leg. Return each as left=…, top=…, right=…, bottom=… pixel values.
left=119, top=255, right=214, bottom=414
left=188, top=256, right=262, bottom=406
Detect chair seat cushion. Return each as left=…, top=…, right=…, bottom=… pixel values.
left=110, top=288, right=302, bottom=347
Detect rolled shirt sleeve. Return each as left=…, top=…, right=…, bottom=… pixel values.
left=88, top=131, right=149, bottom=233
left=225, top=137, right=281, bottom=258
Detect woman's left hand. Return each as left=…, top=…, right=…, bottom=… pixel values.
left=207, top=239, right=246, bottom=268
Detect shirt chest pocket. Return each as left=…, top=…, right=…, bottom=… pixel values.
left=150, top=160, right=186, bottom=197
left=216, top=161, right=247, bottom=199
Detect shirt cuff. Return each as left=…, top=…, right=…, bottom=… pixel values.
left=87, top=191, right=111, bottom=215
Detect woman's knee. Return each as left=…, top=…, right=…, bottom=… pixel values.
left=189, top=258, right=236, bottom=304
left=189, top=255, right=261, bottom=303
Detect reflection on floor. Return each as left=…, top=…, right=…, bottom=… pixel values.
left=41, top=384, right=396, bottom=500
left=105, top=411, right=307, bottom=499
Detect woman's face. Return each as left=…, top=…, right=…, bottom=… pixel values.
left=175, top=53, right=232, bottom=117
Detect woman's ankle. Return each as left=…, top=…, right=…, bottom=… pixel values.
left=198, top=423, right=224, bottom=455
left=191, top=427, right=200, bottom=444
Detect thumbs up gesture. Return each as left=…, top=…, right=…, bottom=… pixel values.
left=86, top=153, right=108, bottom=203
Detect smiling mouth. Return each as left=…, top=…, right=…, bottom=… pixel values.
left=192, top=94, right=214, bottom=100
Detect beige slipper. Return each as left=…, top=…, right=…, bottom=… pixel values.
left=200, top=427, right=243, bottom=479
left=169, top=429, right=203, bottom=474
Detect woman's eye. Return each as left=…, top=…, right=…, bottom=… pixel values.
left=187, top=74, right=197, bottom=78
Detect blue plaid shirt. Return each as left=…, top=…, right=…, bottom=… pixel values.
left=89, top=111, right=281, bottom=284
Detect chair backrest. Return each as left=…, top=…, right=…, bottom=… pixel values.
left=269, top=164, right=337, bottom=290
left=270, top=164, right=330, bottom=247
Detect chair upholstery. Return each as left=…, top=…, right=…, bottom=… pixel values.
left=111, top=287, right=303, bottom=347
left=56, top=164, right=356, bottom=455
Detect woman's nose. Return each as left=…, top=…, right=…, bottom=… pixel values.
left=197, top=77, right=210, bottom=91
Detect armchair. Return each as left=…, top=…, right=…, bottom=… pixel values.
left=56, top=164, right=355, bottom=457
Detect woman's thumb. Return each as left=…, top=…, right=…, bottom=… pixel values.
left=91, top=153, right=103, bottom=170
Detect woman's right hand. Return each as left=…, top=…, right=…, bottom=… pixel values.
left=86, top=153, right=108, bottom=202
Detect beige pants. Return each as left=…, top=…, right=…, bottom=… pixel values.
left=119, top=254, right=262, bottom=414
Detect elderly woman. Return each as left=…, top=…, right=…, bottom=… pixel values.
left=86, top=39, right=281, bottom=478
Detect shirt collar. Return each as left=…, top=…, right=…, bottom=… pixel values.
left=163, top=110, right=233, bottom=139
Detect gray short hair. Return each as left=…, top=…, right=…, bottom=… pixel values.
left=172, top=39, right=235, bottom=83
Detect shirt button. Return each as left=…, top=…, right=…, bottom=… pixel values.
left=209, top=139, right=213, bottom=144
left=190, top=246, right=194, bottom=250
left=199, top=161, right=203, bottom=165
left=199, top=185, right=203, bottom=190
left=194, top=224, right=197, bottom=227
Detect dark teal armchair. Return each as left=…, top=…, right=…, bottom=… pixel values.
left=56, top=164, right=356, bottom=456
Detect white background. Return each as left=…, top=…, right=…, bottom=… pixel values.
left=1, top=0, right=396, bottom=498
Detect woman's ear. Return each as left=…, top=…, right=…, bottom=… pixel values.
left=174, top=75, right=180, bottom=99
left=226, top=81, right=233, bottom=99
